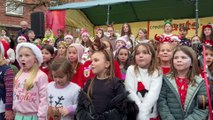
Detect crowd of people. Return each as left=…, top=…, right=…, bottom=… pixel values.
left=0, top=19, right=212, bottom=120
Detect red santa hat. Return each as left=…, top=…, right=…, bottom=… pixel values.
left=17, top=34, right=27, bottom=42
left=64, top=34, right=74, bottom=40
left=202, top=24, right=212, bottom=31
left=16, top=42, right=43, bottom=66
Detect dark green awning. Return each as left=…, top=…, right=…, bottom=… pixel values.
left=49, top=0, right=213, bottom=26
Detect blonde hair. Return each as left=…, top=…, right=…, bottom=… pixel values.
left=157, top=43, right=175, bottom=66
left=14, top=47, right=40, bottom=91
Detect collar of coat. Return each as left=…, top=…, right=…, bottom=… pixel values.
left=163, top=75, right=204, bottom=111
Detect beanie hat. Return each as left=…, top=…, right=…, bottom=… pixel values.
left=68, top=44, right=85, bottom=63
left=16, top=42, right=43, bottom=66
left=64, top=34, right=74, bottom=40
left=116, top=36, right=128, bottom=44
left=17, top=34, right=27, bottom=42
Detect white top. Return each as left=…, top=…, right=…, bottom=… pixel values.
left=7, top=48, right=15, bottom=63
left=0, top=100, right=5, bottom=113
left=125, top=65, right=163, bottom=120
left=47, top=82, right=80, bottom=120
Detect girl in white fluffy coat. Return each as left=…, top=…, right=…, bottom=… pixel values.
left=125, top=43, right=163, bottom=120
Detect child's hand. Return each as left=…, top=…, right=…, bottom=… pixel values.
left=58, top=107, right=69, bottom=117
left=5, top=110, right=14, bottom=120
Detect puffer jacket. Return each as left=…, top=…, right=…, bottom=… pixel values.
left=157, top=75, right=209, bottom=120
left=76, top=90, right=139, bottom=120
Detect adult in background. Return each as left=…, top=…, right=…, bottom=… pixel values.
left=16, top=21, right=30, bottom=43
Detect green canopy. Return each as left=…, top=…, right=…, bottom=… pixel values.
left=49, top=0, right=213, bottom=26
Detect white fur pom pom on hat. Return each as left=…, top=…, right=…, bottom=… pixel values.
left=16, top=42, right=43, bottom=66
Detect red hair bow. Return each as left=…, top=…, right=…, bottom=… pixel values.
left=154, top=34, right=174, bottom=43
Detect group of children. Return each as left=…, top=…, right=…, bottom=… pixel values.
left=0, top=20, right=213, bottom=120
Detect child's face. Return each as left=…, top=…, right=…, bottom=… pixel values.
left=158, top=44, right=173, bottom=63
left=28, top=32, right=35, bottom=39
left=179, top=29, right=188, bottom=38
left=205, top=49, right=213, bottom=66
left=135, top=45, right=152, bottom=69
left=65, top=38, right=73, bottom=45
left=67, top=47, right=78, bottom=62
left=96, top=30, right=103, bottom=38
left=18, top=47, right=37, bottom=71
left=1, top=30, right=6, bottom=36
left=42, top=49, right=52, bottom=63
left=164, top=23, right=172, bottom=33
left=171, top=41, right=179, bottom=47
left=34, top=39, right=41, bottom=45
left=58, top=45, right=66, bottom=55
left=45, top=30, right=51, bottom=36
left=82, top=35, right=88, bottom=42
left=173, top=51, right=192, bottom=73
left=116, top=40, right=125, bottom=49
left=123, top=24, right=129, bottom=33
left=107, top=27, right=114, bottom=37
left=91, top=52, right=110, bottom=75
left=48, top=40, right=54, bottom=46
left=204, top=28, right=212, bottom=37
left=18, top=38, right=26, bottom=43
left=52, top=70, right=69, bottom=87
left=191, top=36, right=200, bottom=43
left=138, top=30, right=146, bottom=39
left=118, top=49, right=128, bottom=63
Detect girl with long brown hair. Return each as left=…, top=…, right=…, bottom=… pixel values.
left=76, top=44, right=138, bottom=120
left=125, top=43, right=162, bottom=120
left=158, top=46, right=208, bottom=120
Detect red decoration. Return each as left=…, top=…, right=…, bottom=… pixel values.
left=154, top=34, right=175, bottom=43
left=175, top=77, right=189, bottom=108
left=204, top=40, right=213, bottom=47
left=137, top=82, right=145, bottom=91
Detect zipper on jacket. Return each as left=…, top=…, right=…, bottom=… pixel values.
left=184, top=81, right=204, bottom=116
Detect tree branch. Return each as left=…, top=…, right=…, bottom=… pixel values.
left=4, top=0, right=68, bottom=11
